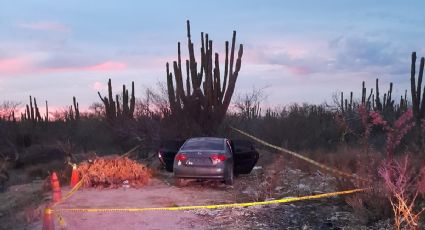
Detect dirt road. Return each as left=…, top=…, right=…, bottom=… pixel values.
left=26, top=153, right=391, bottom=229
left=27, top=153, right=336, bottom=230
left=29, top=176, right=240, bottom=230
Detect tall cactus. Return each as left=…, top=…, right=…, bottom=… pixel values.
left=73, top=96, right=80, bottom=120
left=21, top=96, right=44, bottom=123
left=340, top=79, right=401, bottom=114
left=166, top=20, right=243, bottom=134
left=98, top=78, right=135, bottom=122
left=241, top=101, right=261, bottom=120
left=410, top=52, right=425, bottom=122
left=66, top=96, right=80, bottom=121
left=45, top=100, right=49, bottom=122
left=265, top=108, right=279, bottom=119
left=361, top=81, right=374, bottom=110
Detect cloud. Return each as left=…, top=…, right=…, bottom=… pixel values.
left=245, top=35, right=411, bottom=81
left=246, top=41, right=330, bottom=76
left=286, top=65, right=311, bottom=75
left=41, top=60, right=128, bottom=73
left=0, top=54, right=128, bottom=76
left=91, top=81, right=107, bottom=91
left=233, top=35, right=415, bottom=107
left=0, top=56, right=33, bottom=75
left=85, top=61, right=127, bottom=72
left=328, top=35, right=409, bottom=76
left=38, top=53, right=99, bottom=69
left=17, top=21, right=70, bottom=32
left=329, top=36, right=397, bottom=66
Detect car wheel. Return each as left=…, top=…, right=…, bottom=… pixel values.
left=224, top=166, right=234, bottom=185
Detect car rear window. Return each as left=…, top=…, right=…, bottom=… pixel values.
left=181, top=139, right=224, bottom=150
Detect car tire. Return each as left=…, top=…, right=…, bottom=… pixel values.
left=224, top=166, right=234, bottom=185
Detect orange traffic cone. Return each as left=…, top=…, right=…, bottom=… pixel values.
left=70, top=164, right=79, bottom=188
left=51, top=172, right=61, bottom=203
left=42, top=206, right=54, bottom=230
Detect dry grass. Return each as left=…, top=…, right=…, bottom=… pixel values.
left=312, top=147, right=392, bottom=224
left=77, top=156, right=152, bottom=188
left=379, top=156, right=425, bottom=229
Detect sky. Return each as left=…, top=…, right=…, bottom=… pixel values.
left=1, top=0, right=425, bottom=111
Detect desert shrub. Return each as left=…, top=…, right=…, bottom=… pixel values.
left=335, top=107, right=425, bottom=227
left=333, top=149, right=391, bottom=224
left=379, top=155, right=425, bottom=229
left=77, top=156, right=151, bottom=188
left=226, top=103, right=342, bottom=151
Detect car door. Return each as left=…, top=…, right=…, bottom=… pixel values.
left=159, top=139, right=185, bottom=172
left=231, top=139, right=259, bottom=174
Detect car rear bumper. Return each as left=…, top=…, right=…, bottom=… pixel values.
left=173, top=165, right=226, bottom=179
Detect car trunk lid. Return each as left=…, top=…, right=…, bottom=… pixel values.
left=181, top=151, right=223, bottom=167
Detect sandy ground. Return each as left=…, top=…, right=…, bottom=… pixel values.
left=29, top=177, right=238, bottom=230
left=23, top=150, right=389, bottom=229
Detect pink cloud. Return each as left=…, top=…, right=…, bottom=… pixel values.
left=0, top=56, right=128, bottom=77
left=18, top=22, right=70, bottom=32
left=85, top=61, right=127, bottom=72
left=42, top=61, right=128, bottom=73
left=91, top=81, right=107, bottom=91
left=0, top=56, right=33, bottom=75
left=243, top=40, right=330, bottom=76
left=286, top=65, right=311, bottom=75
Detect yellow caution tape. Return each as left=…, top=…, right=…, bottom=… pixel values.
left=51, top=175, right=85, bottom=208
left=54, top=211, right=66, bottom=227
left=45, top=207, right=53, bottom=215
left=62, top=178, right=84, bottom=201
left=44, top=134, right=366, bottom=217
left=52, top=188, right=365, bottom=213
left=230, top=126, right=367, bottom=181
left=120, top=144, right=142, bottom=158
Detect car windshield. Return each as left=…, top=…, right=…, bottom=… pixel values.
left=181, top=138, right=224, bottom=151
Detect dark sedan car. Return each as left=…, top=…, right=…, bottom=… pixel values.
left=174, top=137, right=234, bottom=185
left=158, top=137, right=259, bottom=186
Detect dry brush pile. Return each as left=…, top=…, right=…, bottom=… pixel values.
left=77, top=156, right=151, bottom=188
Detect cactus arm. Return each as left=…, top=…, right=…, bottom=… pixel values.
left=130, top=81, right=135, bottom=116
left=186, top=60, right=191, bottom=95
left=361, top=81, right=366, bottom=105
left=222, top=42, right=243, bottom=115
left=411, top=52, right=418, bottom=115
left=166, top=63, right=177, bottom=113
left=375, top=78, right=382, bottom=111
left=419, top=58, right=425, bottom=118
left=221, top=41, right=229, bottom=101
left=213, top=52, right=221, bottom=107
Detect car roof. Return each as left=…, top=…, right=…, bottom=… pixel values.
left=186, top=137, right=226, bottom=142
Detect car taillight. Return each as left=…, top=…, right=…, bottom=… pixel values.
left=210, top=154, right=227, bottom=164
left=175, top=153, right=187, bottom=161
